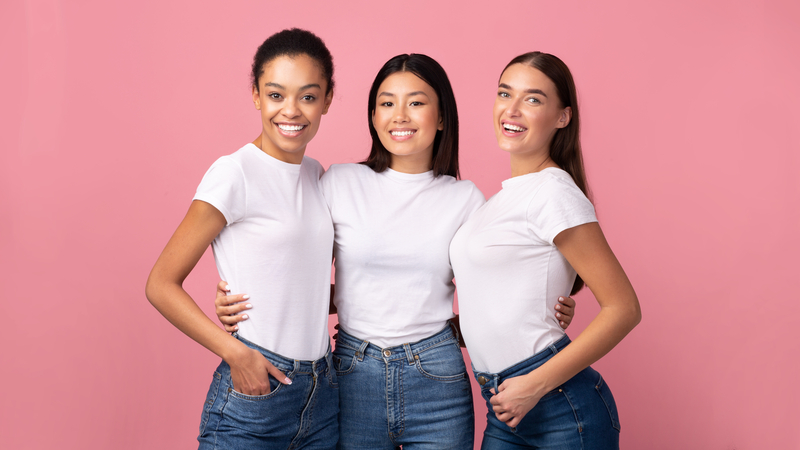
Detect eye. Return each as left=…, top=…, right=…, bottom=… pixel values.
left=526, top=97, right=541, bottom=104
left=380, top=101, right=394, bottom=107
left=302, top=94, right=316, bottom=102
left=498, top=91, right=510, bottom=98
left=409, top=101, right=424, bottom=106
left=268, top=92, right=282, bottom=100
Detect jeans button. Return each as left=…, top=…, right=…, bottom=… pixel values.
left=478, top=376, right=488, bottom=385
left=383, top=349, right=391, bottom=357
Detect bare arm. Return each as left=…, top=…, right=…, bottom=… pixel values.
left=490, top=222, right=641, bottom=427
left=145, top=200, right=289, bottom=394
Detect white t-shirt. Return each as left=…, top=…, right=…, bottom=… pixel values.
left=450, top=167, right=597, bottom=373
left=321, top=164, right=485, bottom=348
left=193, top=143, right=334, bottom=361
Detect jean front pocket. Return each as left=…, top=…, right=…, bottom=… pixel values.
left=199, top=371, right=222, bottom=435
left=332, top=348, right=357, bottom=376
left=594, top=374, right=621, bottom=431
left=414, top=340, right=468, bottom=382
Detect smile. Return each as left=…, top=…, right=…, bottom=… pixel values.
left=503, top=123, right=527, bottom=133
left=277, top=124, right=307, bottom=132
left=390, top=130, right=416, bottom=137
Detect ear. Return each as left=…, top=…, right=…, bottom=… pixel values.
left=437, top=112, right=444, bottom=131
left=322, top=90, right=333, bottom=115
left=556, top=106, right=572, bottom=129
left=252, top=85, right=261, bottom=110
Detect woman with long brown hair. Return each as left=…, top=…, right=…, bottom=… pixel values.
left=450, top=52, right=641, bottom=449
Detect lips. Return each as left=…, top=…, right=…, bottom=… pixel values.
left=275, top=123, right=307, bottom=136
left=502, top=122, right=527, bottom=133
left=389, top=128, right=416, bottom=141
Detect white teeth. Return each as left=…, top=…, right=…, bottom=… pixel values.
left=278, top=124, right=305, bottom=131
left=390, top=130, right=415, bottom=136
left=503, top=124, right=526, bottom=132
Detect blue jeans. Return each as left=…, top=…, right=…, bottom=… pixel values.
left=198, top=334, right=339, bottom=450
left=333, top=323, right=474, bottom=449
left=474, top=335, right=620, bottom=450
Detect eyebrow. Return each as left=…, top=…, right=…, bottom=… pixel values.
left=263, top=82, right=322, bottom=91
left=377, top=91, right=430, bottom=98
left=498, top=83, right=548, bottom=97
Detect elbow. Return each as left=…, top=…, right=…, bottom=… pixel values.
left=145, top=271, right=163, bottom=307
left=628, top=296, right=642, bottom=330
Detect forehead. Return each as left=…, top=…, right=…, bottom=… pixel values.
left=499, top=64, right=557, bottom=94
left=378, top=71, right=436, bottom=96
left=260, top=54, right=326, bottom=87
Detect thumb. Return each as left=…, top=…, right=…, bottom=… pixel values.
left=267, top=364, right=292, bottom=385
left=217, top=281, right=230, bottom=298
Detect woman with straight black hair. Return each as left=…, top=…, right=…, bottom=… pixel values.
left=451, top=52, right=641, bottom=449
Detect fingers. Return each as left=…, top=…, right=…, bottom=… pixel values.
left=215, top=292, right=250, bottom=308
left=264, top=360, right=292, bottom=386
left=555, top=296, right=575, bottom=329
left=217, top=280, right=229, bottom=297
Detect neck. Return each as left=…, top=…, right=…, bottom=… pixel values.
left=252, top=135, right=304, bottom=165
left=509, top=152, right=558, bottom=178
left=389, top=152, right=433, bottom=174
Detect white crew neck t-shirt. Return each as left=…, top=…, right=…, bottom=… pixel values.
left=450, top=167, right=597, bottom=373
left=321, top=163, right=485, bottom=348
left=193, top=143, right=334, bottom=361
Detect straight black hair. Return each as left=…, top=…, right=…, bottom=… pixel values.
left=362, top=54, right=459, bottom=178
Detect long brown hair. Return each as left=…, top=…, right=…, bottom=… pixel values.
left=503, top=52, right=591, bottom=295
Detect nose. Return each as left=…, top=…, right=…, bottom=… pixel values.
left=393, top=104, right=409, bottom=123
left=505, top=99, right=521, bottom=117
left=281, top=98, right=301, bottom=118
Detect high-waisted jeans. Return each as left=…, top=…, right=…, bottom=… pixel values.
left=473, top=335, right=620, bottom=450
left=198, top=334, right=339, bottom=450
left=333, top=322, right=474, bottom=449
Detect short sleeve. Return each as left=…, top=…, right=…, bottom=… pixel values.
left=526, top=177, right=597, bottom=245
left=193, top=156, right=247, bottom=225
left=463, top=181, right=487, bottom=219
left=319, top=164, right=339, bottom=211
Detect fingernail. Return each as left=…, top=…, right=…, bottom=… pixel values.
left=245, top=304, right=252, bottom=309
left=285, top=377, right=292, bottom=385
left=224, top=285, right=230, bottom=291
left=234, top=325, right=238, bottom=330
left=241, top=314, right=249, bottom=319
left=559, top=296, right=565, bottom=301
left=556, top=312, right=561, bottom=318
left=555, top=305, right=562, bottom=310
left=242, top=294, right=250, bottom=299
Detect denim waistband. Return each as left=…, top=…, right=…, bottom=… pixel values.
left=335, top=321, right=458, bottom=364
left=234, top=333, right=331, bottom=375
left=473, top=334, right=572, bottom=388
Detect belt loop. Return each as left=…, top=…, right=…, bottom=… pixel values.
left=325, top=348, right=333, bottom=371
left=293, top=359, right=300, bottom=375
left=403, top=343, right=415, bottom=365
left=549, top=342, right=559, bottom=355
left=356, top=340, right=369, bottom=362
left=448, top=319, right=461, bottom=345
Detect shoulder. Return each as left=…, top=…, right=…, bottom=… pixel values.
left=534, top=169, right=589, bottom=203
left=301, top=156, right=324, bottom=176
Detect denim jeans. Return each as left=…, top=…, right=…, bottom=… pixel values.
left=333, top=323, right=474, bottom=449
left=474, top=335, right=620, bottom=450
left=198, top=334, right=339, bottom=450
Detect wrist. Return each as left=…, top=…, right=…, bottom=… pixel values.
left=522, top=368, right=556, bottom=397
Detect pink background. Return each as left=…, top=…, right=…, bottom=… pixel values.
left=2, top=0, right=799, bottom=448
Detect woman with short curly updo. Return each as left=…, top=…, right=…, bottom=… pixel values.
left=146, top=28, right=339, bottom=449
